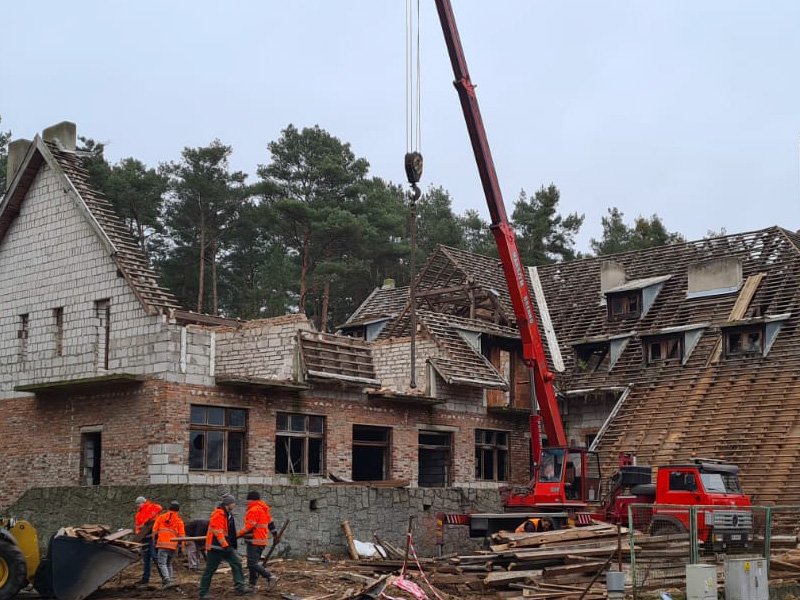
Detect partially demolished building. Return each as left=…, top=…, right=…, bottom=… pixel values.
left=3, top=121, right=799, bottom=511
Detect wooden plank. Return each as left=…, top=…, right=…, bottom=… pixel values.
left=484, top=570, right=543, bottom=587
left=341, top=520, right=358, bottom=560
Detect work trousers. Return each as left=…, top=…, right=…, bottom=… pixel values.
left=245, top=543, right=271, bottom=586
left=141, top=537, right=156, bottom=582
left=187, top=541, right=200, bottom=570
left=198, top=547, right=246, bottom=595
left=156, top=548, right=175, bottom=583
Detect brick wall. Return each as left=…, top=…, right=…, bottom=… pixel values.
left=8, top=484, right=503, bottom=557
left=0, top=377, right=531, bottom=508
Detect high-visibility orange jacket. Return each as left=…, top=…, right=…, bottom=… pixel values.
left=135, top=501, right=162, bottom=535
left=152, top=510, right=186, bottom=551
left=206, top=506, right=234, bottom=551
left=237, top=500, right=274, bottom=546
left=515, top=518, right=548, bottom=534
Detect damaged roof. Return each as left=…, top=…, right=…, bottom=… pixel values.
left=299, top=330, right=380, bottom=387
left=535, top=226, right=800, bottom=504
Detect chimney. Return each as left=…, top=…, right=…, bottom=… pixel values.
left=600, top=260, right=626, bottom=292
left=6, top=139, right=32, bottom=191
left=42, top=121, right=77, bottom=152
left=687, top=258, right=742, bottom=297
left=381, top=278, right=396, bottom=290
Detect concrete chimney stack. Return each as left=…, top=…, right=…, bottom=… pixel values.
left=6, top=138, right=32, bottom=191
left=381, top=278, right=396, bottom=290
left=42, top=121, right=77, bottom=152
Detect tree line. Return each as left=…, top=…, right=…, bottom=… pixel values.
left=0, top=115, right=685, bottom=330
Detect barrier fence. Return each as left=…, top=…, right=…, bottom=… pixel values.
left=625, top=504, right=800, bottom=597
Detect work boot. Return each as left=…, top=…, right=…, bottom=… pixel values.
left=198, top=593, right=212, bottom=600
left=235, top=586, right=255, bottom=595
left=161, top=580, right=175, bottom=590
left=265, top=575, right=279, bottom=590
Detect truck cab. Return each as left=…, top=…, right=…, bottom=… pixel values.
left=651, top=460, right=752, bottom=550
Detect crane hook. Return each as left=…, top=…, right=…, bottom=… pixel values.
left=408, top=182, right=421, bottom=204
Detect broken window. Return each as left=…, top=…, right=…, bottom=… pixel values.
left=276, top=413, right=324, bottom=476
left=189, top=405, right=246, bottom=472
left=475, top=429, right=508, bottom=482
left=574, top=343, right=610, bottom=373
left=418, top=431, right=452, bottom=487
left=645, top=335, right=682, bottom=364
left=95, top=299, right=110, bottom=370
left=81, top=431, right=102, bottom=485
left=724, top=325, right=764, bottom=357
left=607, top=292, right=641, bottom=320
left=352, top=425, right=391, bottom=481
left=54, top=307, right=64, bottom=356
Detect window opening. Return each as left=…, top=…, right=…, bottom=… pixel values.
left=18, top=314, right=29, bottom=363
left=608, top=292, right=641, bottom=320
left=81, top=432, right=102, bottom=485
left=725, top=325, right=764, bottom=357
left=646, top=335, right=682, bottom=364
left=574, top=343, right=610, bottom=373
left=475, top=429, right=508, bottom=481
left=276, top=413, right=324, bottom=476
left=352, top=425, right=391, bottom=481
left=54, top=307, right=64, bottom=356
left=189, top=405, right=247, bottom=472
left=418, top=431, right=452, bottom=487
left=95, top=299, right=111, bottom=370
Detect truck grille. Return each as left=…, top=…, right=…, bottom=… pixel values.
left=708, top=510, right=752, bottom=529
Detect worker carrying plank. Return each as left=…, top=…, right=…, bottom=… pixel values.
left=134, top=496, right=162, bottom=585
left=237, top=490, right=279, bottom=590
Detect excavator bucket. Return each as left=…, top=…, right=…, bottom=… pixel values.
left=39, top=535, right=138, bottom=600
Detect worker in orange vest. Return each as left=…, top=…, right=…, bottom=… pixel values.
left=152, top=501, right=186, bottom=590
left=134, top=496, right=162, bottom=585
left=515, top=517, right=553, bottom=534
left=199, top=494, right=253, bottom=598
left=237, top=491, right=279, bottom=590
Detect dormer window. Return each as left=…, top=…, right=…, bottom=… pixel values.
left=604, top=275, right=670, bottom=322
left=608, top=292, right=641, bottom=320
left=645, top=335, right=682, bottom=364
left=724, top=325, right=764, bottom=357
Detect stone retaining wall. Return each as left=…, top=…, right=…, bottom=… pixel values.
left=7, top=485, right=503, bottom=557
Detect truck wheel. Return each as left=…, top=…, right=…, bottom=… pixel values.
left=0, top=540, right=28, bottom=600
left=649, top=521, right=684, bottom=536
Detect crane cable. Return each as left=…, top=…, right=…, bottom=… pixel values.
left=405, top=0, right=422, bottom=388
left=405, top=0, right=423, bottom=191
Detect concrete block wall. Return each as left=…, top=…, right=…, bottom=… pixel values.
left=215, top=316, right=314, bottom=381
left=0, top=162, right=208, bottom=397
left=8, top=484, right=504, bottom=557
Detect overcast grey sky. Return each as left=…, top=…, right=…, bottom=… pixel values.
left=3, top=1, right=800, bottom=253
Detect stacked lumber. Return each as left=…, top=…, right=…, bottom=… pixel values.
left=59, top=524, right=140, bottom=551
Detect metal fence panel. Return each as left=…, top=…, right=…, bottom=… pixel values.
left=628, top=504, right=772, bottom=596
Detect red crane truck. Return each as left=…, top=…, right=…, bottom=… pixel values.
left=431, top=0, right=752, bottom=550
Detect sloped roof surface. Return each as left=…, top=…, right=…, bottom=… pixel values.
left=417, top=310, right=509, bottom=389
left=536, top=226, right=800, bottom=503
left=345, top=285, right=409, bottom=325
left=47, top=142, right=181, bottom=314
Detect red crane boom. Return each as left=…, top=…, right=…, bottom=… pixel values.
left=433, top=0, right=567, bottom=449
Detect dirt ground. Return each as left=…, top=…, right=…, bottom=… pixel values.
left=73, top=554, right=492, bottom=600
